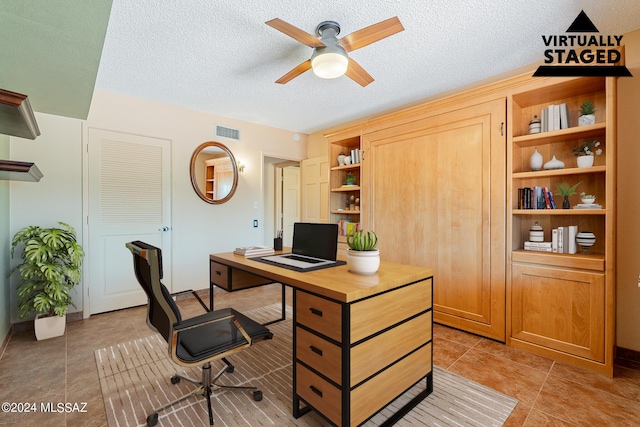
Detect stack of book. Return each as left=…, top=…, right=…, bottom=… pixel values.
left=338, top=220, right=360, bottom=236
left=552, top=225, right=578, bottom=254
left=233, top=246, right=274, bottom=257
left=541, top=103, right=570, bottom=131
left=573, top=203, right=603, bottom=209
left=517, top=186, right=557, bottom=210
left=524, top=241, right=553, bottom=252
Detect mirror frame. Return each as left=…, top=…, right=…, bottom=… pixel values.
left=190, top=141, right=239, bottom=204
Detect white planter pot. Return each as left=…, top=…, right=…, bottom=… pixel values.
left=577, top=155, right=594, bottom=168
left=34, top=314, right=66, bottom=340
left=578, top=114, right=595, bottom=126
left=346, top=249, right=380, bottom=275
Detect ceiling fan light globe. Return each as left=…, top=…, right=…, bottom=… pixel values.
left=311, top=52, right=348, bottom=79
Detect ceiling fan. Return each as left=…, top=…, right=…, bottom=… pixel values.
left=266, top=16, right=404, bottom=87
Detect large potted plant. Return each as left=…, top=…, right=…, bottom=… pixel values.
left=10, top=222, right=85, bottom=340
left=345, top=230, right=380, bottom=274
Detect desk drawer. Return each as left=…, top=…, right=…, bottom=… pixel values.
left=296, top=291, right=342, bottom=342
left=296, top=326, right=341, bottom=384
left=296, top=363, right=341, bottom=426
left=210, top=261, right=272, bottom=291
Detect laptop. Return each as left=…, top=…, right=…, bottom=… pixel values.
left=255, top=223, right=345, bottom=272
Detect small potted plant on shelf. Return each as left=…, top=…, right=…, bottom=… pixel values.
left=572, top=139, right=602, bottom=168
left=578, top=100, right=596, bottom=126
left=346, top=230, right=379, bottom=274
left=555, top=182, right=581, bottom=209
left=580, top=192, right=596, bottom=205
left=10, top=222, right=85, bottom=340
left=344, top=172, right=357, bottom=186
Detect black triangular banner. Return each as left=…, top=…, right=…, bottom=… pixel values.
left=567, top=10, right=599, bottom=33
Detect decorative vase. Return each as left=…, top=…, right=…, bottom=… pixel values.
left=544, top=155, right=564, bottom=170
left=529, top=115, right=541, bottom=134
left=529, top=222, right=544, bottom=242
left=34, top=314, right=66, bottom=340
left=337, top=153, right=346, bottom=166
left=578, top=114, right=595, bottom=126
left=575, top=231, right=596, bottom=254
left=577, top=155, right=594, bottom=168
left=346, top=249, right=380, bottom=275
left=529, top=147, right=543, bottom=171
left=562, top=196, right=570, bottom=209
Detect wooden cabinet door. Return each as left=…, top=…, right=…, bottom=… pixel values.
left=361, top=98, right=506, bottom=340
left=511, top=263, right=605, bottom=362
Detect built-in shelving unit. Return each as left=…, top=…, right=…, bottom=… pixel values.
left=507, top=75, right=616, bottom=376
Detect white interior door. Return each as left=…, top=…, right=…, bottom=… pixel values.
left=282, top=166, right=300, bottom=247
left=87, top=128, right=172, bottom=314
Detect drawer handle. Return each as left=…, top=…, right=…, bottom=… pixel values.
left=310, top=385, right=323, bottom=398
left=215, top=270, right=222, bottom=276
left=310, top=307, right=323, bottom=317
left=309, top=345, right=323, bottom=356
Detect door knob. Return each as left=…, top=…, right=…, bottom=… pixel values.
left=159, top=226, right=170, bottom=232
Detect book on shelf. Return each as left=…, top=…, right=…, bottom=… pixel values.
left=349, top=148, right=361, bottom=164
left=557, top=226, right=564, bottom=253
left=518, top=186, right=556, bottom=210
left=568, top=225, right=578, bottom=254
left=541, top=103, right=567, bottom=132
left=552, top=228, right=558, bottom=252
left=524, top=241, right=553, bottom=252
left=573, top=203, right=603, bottom=209
left=234, top=246, right=275, bottom=256
left=338, top=220, right=360, bottom=236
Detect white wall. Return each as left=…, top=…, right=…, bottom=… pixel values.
left=8, top=91, right=307, bottom=320
left=9, top=113, right=84, bottom=321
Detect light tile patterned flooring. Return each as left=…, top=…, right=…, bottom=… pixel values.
left=1, top=284, right=639, bottom=426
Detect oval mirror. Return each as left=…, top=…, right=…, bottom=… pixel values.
left=190, top=141, right=239, bottom=204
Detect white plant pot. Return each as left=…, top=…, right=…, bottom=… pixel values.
left=34, top=314, right=66, bottom=340
left=346, top=249, right=380, bottom=275
left=578, top=114, right=595, bottom=126
left=577, top=155, right=594, bottom=168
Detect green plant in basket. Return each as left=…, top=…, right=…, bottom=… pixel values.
left=346, top=230, right=378, bottom=251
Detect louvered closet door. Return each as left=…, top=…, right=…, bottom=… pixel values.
left=88, top=128, right=172, bottom=314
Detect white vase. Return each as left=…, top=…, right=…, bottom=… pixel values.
left=543, top=155, right=564, bottom=170
left=577, top=155, right=594, bottom=168
left=346, top=249, right=380, bottom=275
left=578, top=114, right=595, bottom=126
left=34, top=314, right=66, bottom=340
left=529, top=147, right=543, bottom=171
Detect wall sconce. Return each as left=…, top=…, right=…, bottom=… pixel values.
left=237, top=160, right=246, bottom=173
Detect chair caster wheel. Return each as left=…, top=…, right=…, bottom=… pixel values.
left=171, top=376, right=181, bottom=384
left=146, top=412, right=159, bottom=426
left=226, top=365, right=235, bottom=373
left=253, top=390, right=263, bottom=401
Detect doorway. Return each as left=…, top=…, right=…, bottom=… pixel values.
left=263, top=157, right=300, bottom=248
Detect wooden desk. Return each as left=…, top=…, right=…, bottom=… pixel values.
left=209, top=252, right=434, bottom=427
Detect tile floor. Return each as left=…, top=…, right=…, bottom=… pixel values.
left=1, top=284, right=639, bottom=427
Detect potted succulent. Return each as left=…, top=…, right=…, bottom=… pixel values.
left=555, top=182, right=581, bottom=209
left=580, top=192, right=596, bottom=205
left=578, top=100, right=596, bottom=126
left=572, top=139, right=602, bottom=168
left=345, top=172, right=357, bottom=186
left=10, top=222, right=84, bottom=340
left=345, top=230, right=379, bottom=274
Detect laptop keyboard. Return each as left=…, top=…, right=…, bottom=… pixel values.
left=285, top=255, right=325, bottom=264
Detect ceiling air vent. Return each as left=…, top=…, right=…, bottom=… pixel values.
left=215, top=125, right=240, bottom=141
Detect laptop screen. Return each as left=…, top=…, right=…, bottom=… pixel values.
left=292, top=223, right=338, bottom=261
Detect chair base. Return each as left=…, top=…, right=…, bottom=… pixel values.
left=145, top=358, right=263, bottom=426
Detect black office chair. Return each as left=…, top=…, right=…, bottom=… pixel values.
left=126, top=241, right=273, bottom=426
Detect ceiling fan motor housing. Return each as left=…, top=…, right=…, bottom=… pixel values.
left=311, top=21, right=349, bottom=79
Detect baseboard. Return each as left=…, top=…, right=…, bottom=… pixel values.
left=617, top=346, right=640, bottom=362
left=0, top=323, right=13, bottom=359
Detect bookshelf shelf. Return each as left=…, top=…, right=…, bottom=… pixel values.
left=331, top=186, right=361, bottom=192
left=513, top=165, right=605, bottom=179
left=512, top=209, right=606, bottom=216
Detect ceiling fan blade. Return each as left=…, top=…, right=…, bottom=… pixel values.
left=266, top=18, right=326, bottom=48
left=275, top=60, right=312, bottom=84
left=345, top=58, right=374, bottom=87
left=338, top=16, right=404, bottom=52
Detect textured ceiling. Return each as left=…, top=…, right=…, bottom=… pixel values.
left=3, top=1, right=640, bottom=134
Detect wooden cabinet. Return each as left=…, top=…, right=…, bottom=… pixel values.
left=507, top=76, right=616, bottom=376
left=361, top=98, right=507, bottom=341
left=327, top=130, right=363, bottom=256
left=293, top=277, right=433, bottom=427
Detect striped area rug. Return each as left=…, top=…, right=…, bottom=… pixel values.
left=95, top=304, right=517, bottom=427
